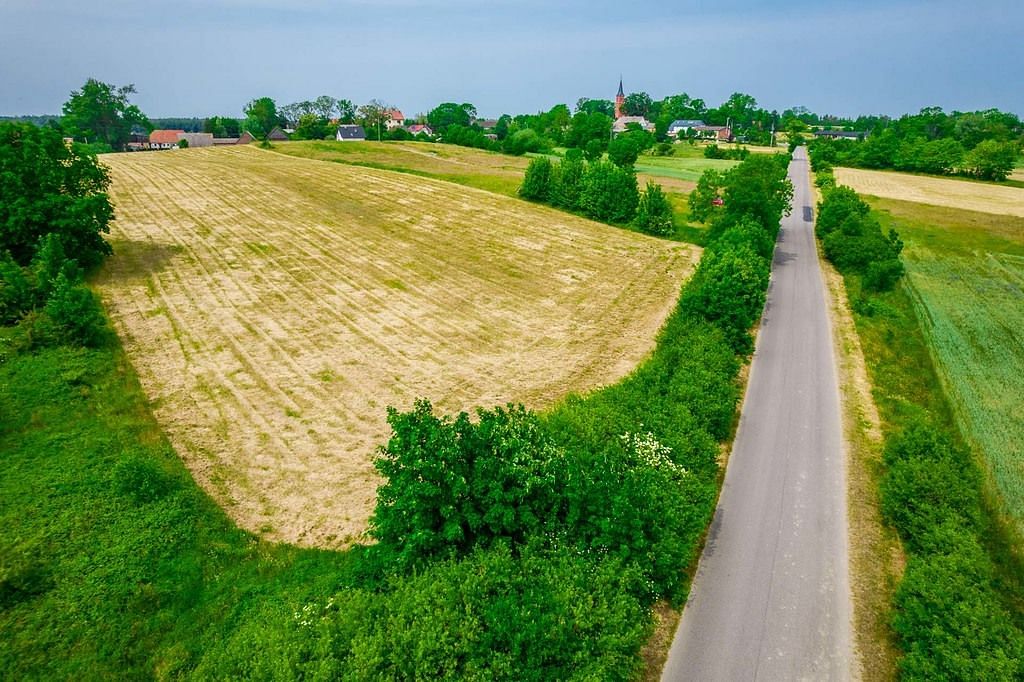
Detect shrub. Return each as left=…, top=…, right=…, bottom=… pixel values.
left=963, top=139, right=1018, bottom=181
left=814, top=170, right=836, bottom=191
left=583, top=139, right=605, bottom=162
left=0, top=252, right=33, bottom=324
left=681, top=245, right=770, bottom=354
left=607, top=136, right=640, bottom=168
left=815, top=185, right=869, bottom=237
left=551, top=157, right=585, bottom=210
left=579, top=161, right=639, bottom=224
left=863, top=258, right=905, bottom=292
left=503, top=128, right=546, bottom=156
left=43, top=270, right=109, bottom=347
left=893, top=536, right=1024, bottom=680
left=712, top=217, right=776, bottom=261
left=687, top=169, right=726, bottom=223
left=370, top=400, right=560, bottom=567
left=518, top=157, right=553, bottom=202
left=633, top=181, right=674, bottom=236
left=112, top=456, right=179, bottom=504
left=719, top=154, right=793, bottom=233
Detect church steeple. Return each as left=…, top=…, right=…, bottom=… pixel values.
left=617, top=77, right=624, bottom=98
left=615, top=76, right=625, bottom=119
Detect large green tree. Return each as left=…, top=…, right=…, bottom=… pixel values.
left=243, top=97, right=282, bottom=139
left=427, top=102, right=476, bottom=134
left=0, top=123, right=113, bottom=267
left=61, top=79, right=150, bottom=151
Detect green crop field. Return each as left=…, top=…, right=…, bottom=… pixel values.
left=868, top=196, right=1024, bottom=532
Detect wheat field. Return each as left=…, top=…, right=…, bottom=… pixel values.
left=97, top=146, right=698, bottom=547
left=836, top=167, right=1024, bottom=217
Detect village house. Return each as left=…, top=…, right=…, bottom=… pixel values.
left=667, top=119, right=706, bottom=138
left=149, top=129, right=186, bottom=149
left=336, top=124, right=367, bottom=141
left=384, top=109, right=405, bottom=130
left=693, top=125, right=733, bottom=142
left=405, top=124, right=433, bottom=137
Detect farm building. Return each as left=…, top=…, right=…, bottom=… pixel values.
left=149, top=129, right=186, bottom=149
left=693, top=125, right=733, bottom=142
left=267, top=127, right=290, bottom=141
left=384, top=109, right=405, bottom=130
left=406, top=124, right=433, bottom=136
left=336, top=124, right=367, bottom=141
left=236, top=131, right=255, bottom=145
left=213, top=137, right=239, bottom=145
left=178, top=132, right=214, bottom=148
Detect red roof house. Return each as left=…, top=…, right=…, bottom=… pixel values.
left=149, top=129, right=186, bottom=148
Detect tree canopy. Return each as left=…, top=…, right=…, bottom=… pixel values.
left=61, top=79, right=150, bottom=151
left=243, top=97, right=283, bottom=139
left=0, top=123, right=113, bottom=268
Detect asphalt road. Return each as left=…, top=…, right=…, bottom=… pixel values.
left=662, top=147, right=852, bottom=681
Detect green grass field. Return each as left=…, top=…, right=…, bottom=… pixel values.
left=867, top=197, right=1024, bottom=534
left=0, top=339, right=360, bottom=678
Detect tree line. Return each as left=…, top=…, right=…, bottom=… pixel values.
left=808, top=107, right=1021, bottom=181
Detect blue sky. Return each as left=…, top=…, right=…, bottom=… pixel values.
left=1, top=0, right=1021, bottom=119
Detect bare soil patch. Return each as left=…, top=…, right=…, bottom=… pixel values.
left=98, top=146, right=698, bottom=548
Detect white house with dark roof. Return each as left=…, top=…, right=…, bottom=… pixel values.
left=336, top=124, right=367, bottom=141
left=667, top=119, right=706, bottom=138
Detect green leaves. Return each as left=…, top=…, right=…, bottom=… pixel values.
left=634, top=181, right=675, bottom=236
left=61, top=79, right=149, bottom=151
left=0, top=122, right=113, bottom=268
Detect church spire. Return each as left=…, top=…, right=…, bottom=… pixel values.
left=615, top=76, right=625, bottom=119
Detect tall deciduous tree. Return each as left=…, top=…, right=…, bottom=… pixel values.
left=243, top=97, right=282, bottom=139
left=61, top=79, right=150, bottom=151
left=357, top=100, right=391, bottom=140
left=0, top=123, right=113, bottom=267
left=622, top=92, right=653, bottom=117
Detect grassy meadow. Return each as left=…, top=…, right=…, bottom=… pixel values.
left=867, top=196, right=1024, bottom=535
left=272, top=140, right=731, bottom=239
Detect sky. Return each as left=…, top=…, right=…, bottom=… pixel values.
left=1, top=0, right=1021, bottom=120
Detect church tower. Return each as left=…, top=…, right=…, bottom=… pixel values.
left=615, top=77, right=625, bottom=119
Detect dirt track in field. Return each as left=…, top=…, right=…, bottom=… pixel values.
left=98, top=146, right=698, bottom=547
left=835, top=167, right=1024, bottom=217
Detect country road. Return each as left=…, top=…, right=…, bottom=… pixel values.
left=662, top=147, right=852, bottom=681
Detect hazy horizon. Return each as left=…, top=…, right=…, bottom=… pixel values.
left=1, top=0, right=1021, bottom=120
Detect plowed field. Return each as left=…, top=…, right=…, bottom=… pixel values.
left=98, top=146, right=698, bottom=547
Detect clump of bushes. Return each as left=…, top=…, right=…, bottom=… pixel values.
left=879, top=421, right=1024, bottom=679
left=703, top=143, right=750, bottom=160
left=816, top=175, right=904, bottom=292
left=519, top=155, right=668, bottom=233
left=0, top=123, right=113, bottom=347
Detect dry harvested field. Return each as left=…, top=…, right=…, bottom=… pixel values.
left=97, top=145, right=698, bottom=547
left=835, top=167, right=1024, bottom=217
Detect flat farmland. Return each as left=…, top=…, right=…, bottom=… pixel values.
left=275, top=140, right=701, bottom=197
left=836, top=167, right=1024, bottom=217
left=869, top=197, right=1024, bottom=532
left=97, top=146, right=698, bottom=547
